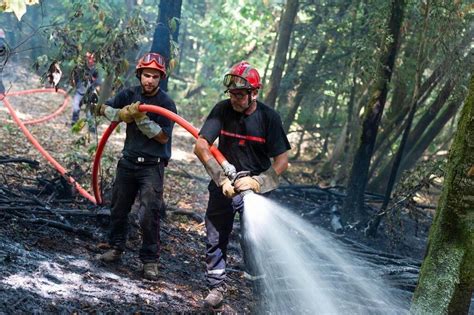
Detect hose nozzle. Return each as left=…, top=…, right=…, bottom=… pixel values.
left=221, top=161, right=237, bottom=181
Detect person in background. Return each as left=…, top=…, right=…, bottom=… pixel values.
left=194, top=61, right=291, bottom=308
left=70, top=52, right=100, bottom=125
left=47, top=60, right=62, bottom=92
left=0, top=28, right=10, bottom=94
left=94, top=53, right=176, bottom=280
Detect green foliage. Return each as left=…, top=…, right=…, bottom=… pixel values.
left=1, top=0, right=472, bottom=190
left=8, top=0, right=147, bottom=91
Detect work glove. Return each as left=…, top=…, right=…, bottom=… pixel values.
left=250, top=167, right=280, bottom=194
left=221, top=178, right=237, bottom=198
left=203, top=158, right=227, bottom=186
left=127, top=101, right=147, bottom=121
left=118, top=105, right=134, bottom=123
left=234, top=176, right=261, bottom=193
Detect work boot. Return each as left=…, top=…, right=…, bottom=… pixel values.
left=96, top=249, right=122, bottom=263
left=143, top=262, right=159, bottom=280
left=204, top=285, right=226, bottom=308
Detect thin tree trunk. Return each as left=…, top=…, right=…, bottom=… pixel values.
left=282, top=42, right=328, bottom=133
left=264, top=0, right=299, bottom=108
left=341, top=0, right=406, bottom=224
left=399, top=99, right=462, bottom=175
left=370, top=77, right=458, bottom=190
left=316, top=89, right=340, bottom=161
left=410, top=74, right=474, bottom=315
left=151, top=0, right=182, bottom=92
left=366, top=0, right=431, bottom=237
left=332, top=0, right=362, bottom=184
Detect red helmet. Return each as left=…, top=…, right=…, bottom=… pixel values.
left=223, top=61, right=261, bottom=90
left=136, top=53, right=166, bottom=79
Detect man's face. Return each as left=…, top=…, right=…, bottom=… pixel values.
left=140, top=68, right=162, bottom=95
left=228, top=89, right=252, bottom=113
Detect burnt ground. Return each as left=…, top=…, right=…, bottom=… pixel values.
left=2, top=64, right=469, bottom=313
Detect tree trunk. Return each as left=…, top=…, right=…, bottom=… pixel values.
left=264, top=0, right=299, bottom=108
left=282, top=42, right=328, bottom=133
left=331, top=1, right=362, bottom=185
left=275, top=35, right=310, bottom=112
left=281, top=1, right=351, bottom=133
left=405, top=79, right=455, bottom=150
left=365, top=0, right=431, bottom=237
left=373, top=48, right=453, bottom=155
left=274, top=6, right=327, bottom=113
left=151, top=0, right=182, bottom=92
left=410, top=74, right=474, bottom=315
left=370, top=78, right=457, bottom=191
left=341, top=0, right=406, bottom=224
left=399, top=98, right=462, bottom=176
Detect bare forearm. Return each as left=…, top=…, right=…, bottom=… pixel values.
left=271, top=151, right=289, bottom=175
left=152, top=131, right=169, bottom=144
left=194, top=136, right=215, bottom=163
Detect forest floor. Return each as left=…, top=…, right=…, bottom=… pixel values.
left=0, top=64, right=446, bottom=313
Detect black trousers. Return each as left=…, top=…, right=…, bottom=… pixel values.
left=109, top=158, right=164, bottom=263
left=205, top=182, right=261, bottom=288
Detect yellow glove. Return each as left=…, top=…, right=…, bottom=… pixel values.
left=234, top=176, right=261, bottom=193
left=221, top=178, right=237, bottom=198
left=127, top=101, right=147, bottom=121
left=118, top=105, right=134, bottom=123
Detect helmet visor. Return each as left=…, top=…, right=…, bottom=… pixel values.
left=142, top=53, right=165, bottom=67
left=223, top=74, right=251, bottom=89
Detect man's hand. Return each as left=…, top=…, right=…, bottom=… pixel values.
left=221, top=178, right=237, bottom=198
left=127, top=101, right=147, bottom=121
left=118, top=105, right=134, bottom=123
left=234, top=176, right=261, bottom=193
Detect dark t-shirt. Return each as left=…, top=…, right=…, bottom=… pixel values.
left=199, top=99, right=291, bottom=175
left=105, top=86, right=177, bottom=160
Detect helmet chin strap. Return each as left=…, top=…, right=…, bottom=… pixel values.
left=244, top=91, right=257, bottom=115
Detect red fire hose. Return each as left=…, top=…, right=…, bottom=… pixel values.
left=92, top=104, right=229, bottom=205
left=1, top=93, right=96, bottom=203
left=6, top=88, right=70, bottom=125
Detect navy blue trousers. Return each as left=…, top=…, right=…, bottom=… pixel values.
left=205, top=182, right=260, bottom=288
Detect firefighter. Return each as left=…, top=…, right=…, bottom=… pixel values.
left=194, top=61, right=291, bottom=307
left=0, top=28, right=9, bottom=94
left=94, top=53, right=177, bottom=280
left=70, top=52, right=100, bottom=125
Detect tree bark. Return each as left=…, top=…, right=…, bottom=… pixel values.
left=151, top=0, right=182, bottom=92
left=341, top=0, right=406, bottom=223
left=370, top=78, right=456, bottom=191
left=399, top=98, right=462, bottom=176
left=264, top=0, right=299, bottom=108
left=282, top=42, right=328, bottom=133
left=410, top=74, right=474, bottom=315
left=366, top=0, right=431, bottom=237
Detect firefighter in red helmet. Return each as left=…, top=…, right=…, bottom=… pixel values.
left=194, top=61, right=291, bottom=308
left=94, top=53, right=176, bottom=281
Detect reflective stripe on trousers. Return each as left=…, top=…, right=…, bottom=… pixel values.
left=205, top=189, right=244, bottom=288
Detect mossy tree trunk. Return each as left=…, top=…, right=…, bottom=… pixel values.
left=410, top=75, right=474, bottom=314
